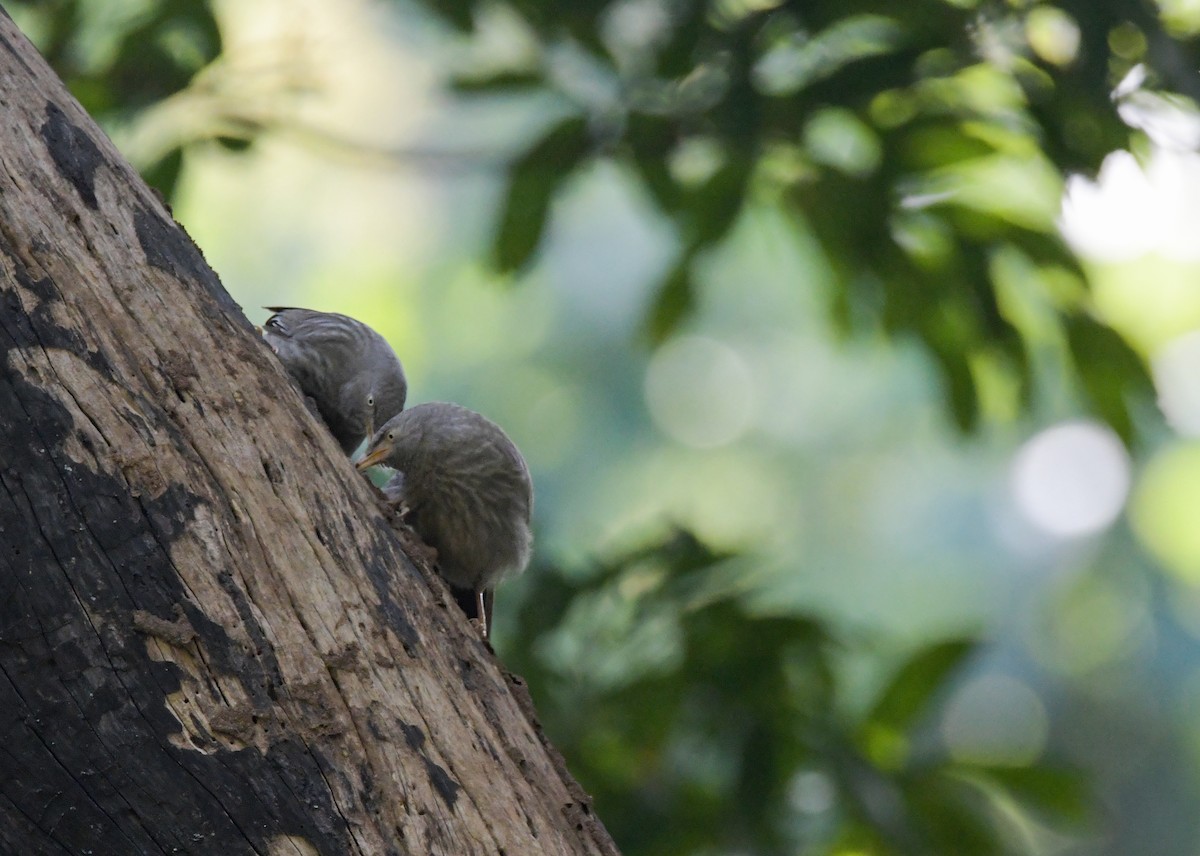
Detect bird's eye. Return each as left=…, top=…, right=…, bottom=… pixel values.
left=387, top=432, right=394, bottom=441
left=367, top=395, right=375, bottom=407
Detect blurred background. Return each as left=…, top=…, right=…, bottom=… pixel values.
left=14, top=0, right=1200, bottom=852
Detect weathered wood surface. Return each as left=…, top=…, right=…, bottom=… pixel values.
left=0, top=11, right=617, bottom=856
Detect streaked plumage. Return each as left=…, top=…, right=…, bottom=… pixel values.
left=357, top=402, right=533, bottom=637
left=261, top=307, right=407, bottom=455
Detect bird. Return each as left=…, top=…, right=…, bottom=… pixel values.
left=260, top=307, right=407, bottom=456
left=356, top=401, right=533, bottom=639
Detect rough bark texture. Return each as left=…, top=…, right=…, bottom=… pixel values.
left=0, top=11, right=618, bottom=856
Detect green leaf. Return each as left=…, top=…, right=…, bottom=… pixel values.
left=492, top=116, right=591, bottom=273
left=908, top=772, right=1006, bottom=856
left=930, top=342, right=980, bottom=433
left=1064, top=314, right=1150, bottom=445
left=625, top=114, right=682, bottom=213
left=214, top=135, right=253, bottom=152
left=970, top=764, right=1091, bottom=823
left=450, top=70, right=545, bottom=94
left=142, top=146, right=184, bottom=202
left=684, top=155, right=751, bottom=248
left=866, top=638, right=976, bottom=734
left=643, top=254, right=694, bottom=345
left=423, top=0, right=477, bottom=31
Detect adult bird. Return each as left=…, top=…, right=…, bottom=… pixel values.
left=260, top=307, right=407, bottom=456
left=356, top=402, right=533, bottom=639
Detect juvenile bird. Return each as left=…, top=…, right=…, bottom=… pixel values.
left=356, top=402, right=533, bottom=639
left=260, top=307, right=407, bottom=455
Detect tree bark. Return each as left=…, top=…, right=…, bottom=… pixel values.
left=0, top=11, right=618, bottom=856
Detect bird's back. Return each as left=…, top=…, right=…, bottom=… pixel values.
left=387, top=402, right=533, bottom=588
left=263, top=308, right=377, bottom=391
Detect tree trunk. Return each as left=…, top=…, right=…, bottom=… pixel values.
left=0, top=12, right=617, bottom=856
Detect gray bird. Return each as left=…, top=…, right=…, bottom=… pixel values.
left=260, top=307, right=407, bottom=455
left=356, top=402, right=533, bottom=639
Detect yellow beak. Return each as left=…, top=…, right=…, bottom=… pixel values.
left=356, top=442, right=392, bottom=471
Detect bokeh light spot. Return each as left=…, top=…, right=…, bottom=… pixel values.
left=645, top=335, right=756, bottom=448
left=1152, top=330, right=1200, bottom=435
left=1025, top=7, right=1081, bottom=66
left=942, top=673, right=1049, bottom=765
left=1131, top=441, right=1200, bottom=583
left=1032, top=572, right=1153, bottom=676
left=788, top=770, right=835, bottom=815
left=1010, top=421, right=1131, bottom=538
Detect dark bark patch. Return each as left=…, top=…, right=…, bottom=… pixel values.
left=0, top=243, right=114, bottom=382
left=133, top=204, right=199, bottom=280
left=40, top=103, right=103, bottom=210
left=132, top=205, right=248, bottom=327
left=207, top=572, right=287, bottom=706
left=0, top=283, right=354, bottom=855
left=422, top=757, right=461, bottom=810
left=336, top=508, right=421, bottom=655
left=366, top=712, right=387, bottom=743
left=398, top=722, right=460, bottom=808
left=400, top=721, right=426, bottom=752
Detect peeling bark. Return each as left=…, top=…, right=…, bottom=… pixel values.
left=0, top=12, right=619, bottom=856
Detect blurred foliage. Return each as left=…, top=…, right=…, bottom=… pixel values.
left=510, top=529, right=1086, bottom=855
left=14, top=1, right=1199, bottom=854
left=8, top=0, right=223, bottom=196
left=423, top=0, right=1189, bottom=438
left=11, top=0, right=1175, bottom=432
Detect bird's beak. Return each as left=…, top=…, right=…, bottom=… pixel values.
left=356, top=442, right=391, bottom=471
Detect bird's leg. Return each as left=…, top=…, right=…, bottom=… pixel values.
left=470, top=590, right=484, bottom=638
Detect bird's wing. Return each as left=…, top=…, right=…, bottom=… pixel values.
left=262, top=307, right=308, bottom=338
left=262, top=308, right=365, bottom=350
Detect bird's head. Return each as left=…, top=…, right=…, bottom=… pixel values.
left=356, top=415, right=402, bottom=471
left=365, top=369, right=407, bottom=442
left=341, top=363, right=406, bottom=455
